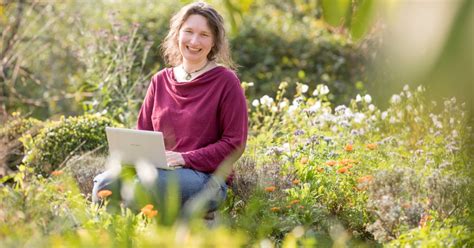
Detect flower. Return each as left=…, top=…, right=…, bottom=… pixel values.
left=325, top=160, right=337, bottom=166
left=357, top=175, right=374, bottom=184
left=356, top=94, right=362, bottom=102
left=364, top=94, right=372, bottom=103
left=290, top=200, right=300, bottom=205
left=390, top=94, right=401, bottom=104
left=344, top=144, right=353, bottom=152
left=265, top=186, right=276, bottom=192
left=259, top=95, right=274, bottom=107
left=51, top=170, right=64, bottom=176
left=366, top=143, right=377, bottom=150
left=301, top=84, right=309, bottom=93
left=368, top=104, right=375, bottom=112
left=270, top=207, right=280, bottom=212
left=339, top=158, right=357, bottom=165
left=252, top=99, right=259, bottom=107
left=419, top=214, right=432, bottom=228
left=141, top=204, right=158, bottom=218
left=319, top=85, right=330, bottom=95
left=317, top=168, right=324, bottom=173
left=300, top=157, right=309, bottom=164
left=97, top=190, right=112, bottom=199
left=337, top=167, right=348, bottom=174
left=292, top=179, right=301, bottom=185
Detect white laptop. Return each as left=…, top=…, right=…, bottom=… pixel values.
left=105, top=127, right=172, bottom=169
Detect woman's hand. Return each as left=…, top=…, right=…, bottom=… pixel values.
left=165, top=151, right=185, bottom=168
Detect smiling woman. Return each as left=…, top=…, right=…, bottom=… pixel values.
left=92, top=1, right=248, bottom=217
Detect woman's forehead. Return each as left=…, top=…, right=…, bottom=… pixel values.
left=181, top=14, right=212, bottom=32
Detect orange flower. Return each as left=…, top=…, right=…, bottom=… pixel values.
left=344, top=144, right=353, bottom=152
left=337, top=167, right=348, bottom=174
left=317, top=168, right=324, bottom=173
left=299, top=206, right=304, bottom=209
left=366, top=143, right=377, bottom=150
left=265, top=186, right=276, bottom=192
left=325, top=160, right=337, bottom=166
left=357, top=175, right=374, bottom=184
left=97, top=190, right=112, bottom=199
left=419, top=214, right=432, bottom=228
left=402, top=203, right=411, bottom=209
left=51, top=170, right=64, bottom=176
left=339, top=158, right=357, bottom=165
left=290, top=200, right=300, bottom=205
left=270, top=207, right=280, bottom=212
left=300, top=157, right=309, bottom=164
left=141, top=204, right=158, bottom=218
left=292, top=179, right=300, bottom=185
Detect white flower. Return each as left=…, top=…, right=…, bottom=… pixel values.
left=353, top=113, right=366, bottom=123
left=279, top=101, right=288, bottom=109
left=260, top=95, right=274, bottom=107
left=406, top=91, right=412, bottom=98
left=252, top=99, right=259, bottom=107
left=301, top=84, right=309, bottom=93
left=282, top=143, right=291, bottom=152
left=368, top=104, right=375, bottom=112
left=364, top=94, right=372, bottom=103
left=406, top=105, right=413, bottom=112
left=308, top=101, right=321, bottom=112
left=288, top=105, right=298, bottom=114
left=312, top=89, right=319, bottom=96
left=271, top=106, right=278, bottom=112
left=414, top=117, right=422, bottom=123
left=403, top=84, right=410, bottom=91
left=355, top=94, right=362, bottom=102
left=247, top=82, right=254, bottom=87
left=389, top=116, right=396, bottom=124
left=381, top=111, right=388, bottom=120
left=390, top=94, right=401, bottom=104
left=417, top=85, right=424, bottom=92
left=319, top=85, right=330, bottom=95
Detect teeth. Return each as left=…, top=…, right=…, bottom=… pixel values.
left=187, top=46, right=201, bottom=52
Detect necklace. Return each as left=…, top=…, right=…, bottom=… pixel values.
left=182, top=61, right=209, bottom=80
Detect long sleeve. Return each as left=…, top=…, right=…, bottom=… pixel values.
left=181, top=80, right=248, bottom=173
left=136, top=78, right=156, bottom=131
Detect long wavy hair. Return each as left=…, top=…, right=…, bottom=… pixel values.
left=161, top=1, right=236, bottom=69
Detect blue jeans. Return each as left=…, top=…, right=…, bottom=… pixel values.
left=92, top=168, right=227, bottom=212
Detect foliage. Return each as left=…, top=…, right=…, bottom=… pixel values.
left=0, top=113, right=42, bottom=175
left=226, top=82, right=472, bottom=245
left=75, top=12, right=154, bottom=126
left=22, top=114, right=120, bottom=176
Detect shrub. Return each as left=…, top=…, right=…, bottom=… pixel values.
left=0, top=113, right=42, bottom=176
left=64, top=153, right=107, bottom=197
left=23, top=114, right=120, bottom=176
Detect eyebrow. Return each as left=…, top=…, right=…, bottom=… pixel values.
left=182, top=27, right=211, bottom=35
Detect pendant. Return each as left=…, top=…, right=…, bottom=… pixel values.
left=185, top=73, right=192, bottom=80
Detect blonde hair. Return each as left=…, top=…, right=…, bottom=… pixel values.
left=161, top=1, right=236, bottom=69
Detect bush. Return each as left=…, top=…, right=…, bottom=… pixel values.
left=0, top=113, right=42, bottom=176
left=23, top=114, right=120, bottom=176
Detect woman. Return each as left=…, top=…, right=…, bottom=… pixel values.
left=92, top=2, right=248, bottom=213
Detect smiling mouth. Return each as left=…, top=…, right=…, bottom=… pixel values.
left=186, top=46, right=202, bottom=53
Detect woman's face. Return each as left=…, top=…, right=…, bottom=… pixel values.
left=178, top=14, right=214, bottom=65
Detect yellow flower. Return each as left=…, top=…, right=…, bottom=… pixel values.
left=97, top=190, right=112, bottom=199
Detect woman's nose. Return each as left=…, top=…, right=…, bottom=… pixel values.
left=189, top=34, right=199, bottom=45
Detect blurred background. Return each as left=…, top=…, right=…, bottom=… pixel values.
left=1, top=0, right=472, bottom=124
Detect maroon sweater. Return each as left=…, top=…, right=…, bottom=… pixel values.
left=137, top=66, right=248, bottom=177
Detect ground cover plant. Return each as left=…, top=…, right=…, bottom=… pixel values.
left=0, top=83, right=472, bottom=247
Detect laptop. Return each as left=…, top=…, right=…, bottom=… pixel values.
left=105, top=127, right=172, bottom=169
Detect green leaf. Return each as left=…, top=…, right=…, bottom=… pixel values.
left=321, top=0, right=352, bottom=26
left=351, top=0, right=376, bottom=40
